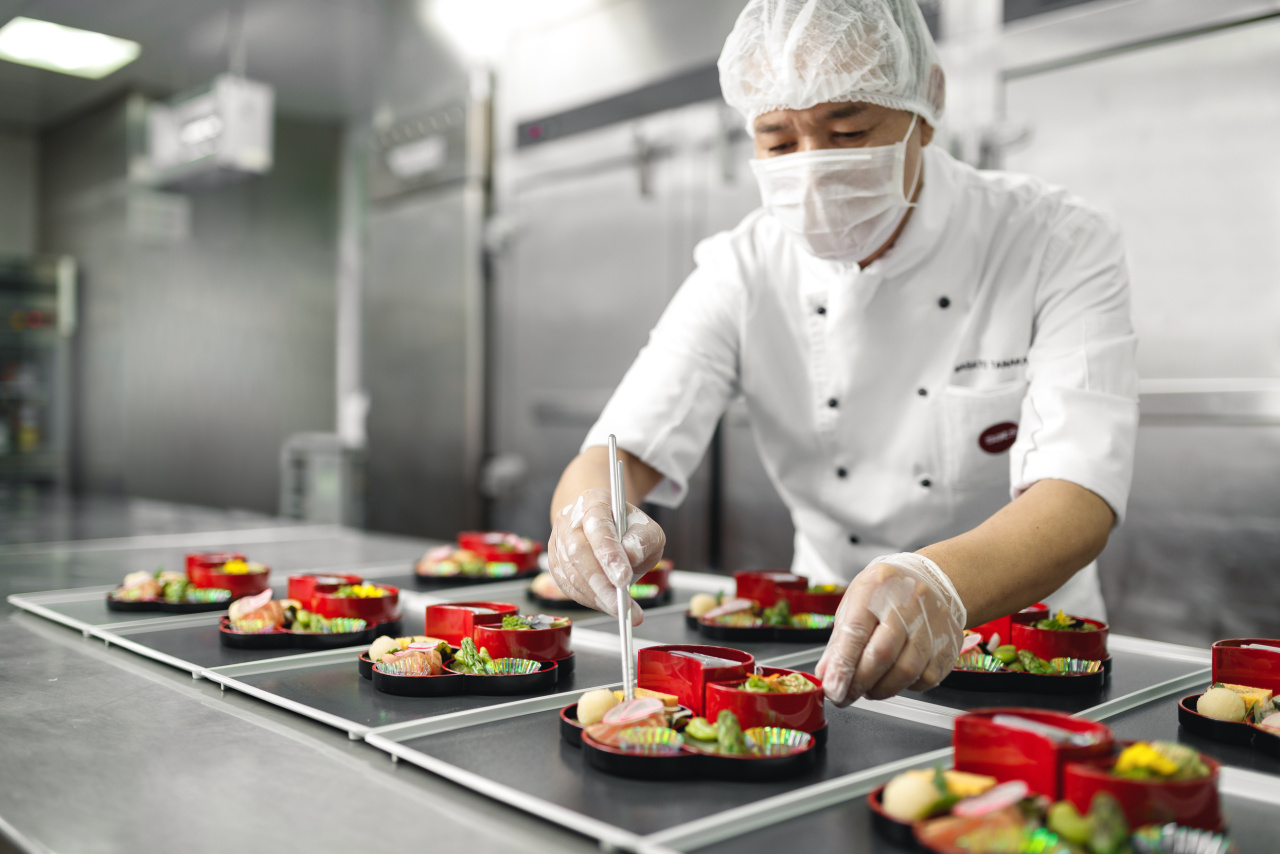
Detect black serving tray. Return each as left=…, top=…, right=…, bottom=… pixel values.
left=1179, top=693, right=1280, bottom=759
left=218, top=617, right=401, bottom=651
left=412, top=566, right=540, bottom=589
left=528, top=588, right=671, bottom=611
left=372, top=658, right=558, bottom=697
left=360, top=650, right=575, bottom=682
left=940, top=657, right=1111, bottom=695
left=578, top=728, right=820, bottom=782
left=686, top=611, right=833, bottom=644
left=558, top=702, right=829, bottom=751
left=107, top=592, right=231, bottom=615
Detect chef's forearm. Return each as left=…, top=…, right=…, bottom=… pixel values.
left=916, top=478, right=1115, bottom=627
left=549, top=446, right=663, bottom=525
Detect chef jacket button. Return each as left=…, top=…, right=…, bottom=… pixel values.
left=917, top=388, right=928, bottom=397
left=836, top=467, right=848, bottom=478
left=920, top=478, right=932, bottom=488
left=938, top=296, right=951, bottom=309
left=827, top=398, right=838, bottom=409
left=816, top=306, right=827, bottom=315
left=848, top=534, right=860, bottom=544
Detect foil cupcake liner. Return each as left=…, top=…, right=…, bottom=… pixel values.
left=1050, top=657, right=1104, bottom=675
left=714, top=612, right=764, bottom=628
left=229, top=618, right=279, bottom=635
left=298, top=617, right=368, bottom=635
left=789, top=613, right=835, bottom=630
left=186, top=588, right=231, bottom=604
left=744, top=727, right=812, bottom=757
left=486, top=657, right=542, bottom=675
left=616, top=726, right=684, bottom=755
left=375, top=656, right=436, bottom=677
left=1132, top=822, right=1233, bottom=854
left=954, top=652, right=1006, bottom=672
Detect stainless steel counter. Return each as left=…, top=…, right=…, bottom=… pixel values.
left=3, top=493, right=1277, bottom=853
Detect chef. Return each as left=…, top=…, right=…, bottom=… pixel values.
left=545, top=0, right=1138, bottom=707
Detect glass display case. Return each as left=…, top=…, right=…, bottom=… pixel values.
left=0, top=256, right=76, bottom=487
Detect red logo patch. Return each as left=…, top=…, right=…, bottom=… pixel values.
left=979, top=422, right=1018, bottom=454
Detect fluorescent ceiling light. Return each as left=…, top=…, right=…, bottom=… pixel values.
left=0, top=16, right=140, bottom=79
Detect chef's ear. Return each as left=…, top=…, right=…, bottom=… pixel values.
left=920, top=119, right=934, bottom=148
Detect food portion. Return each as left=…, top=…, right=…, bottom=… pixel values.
left=881, top=768, right=999, bottom=822
left=882, top=770, right=1231, bottom=854
left=367, top=635, right=450, bottom=663
left=218, top=558, right=269, bottom=576
left=688, top=593, right=719, bottom=618
left=415, top=546, right=489, bottom=578
left=226, top=591, right=368, bottom=635
left=1195, top=681, right=1279, bottom=726
left=418, top=532, right=543, bottom=579
left=334, top=584, right=390, bottom=598
left=738, top=672, right=818, bottom=694
left=1112, top=741, right=1211, bottom=782
left=111, top=568, right=231, bottom=606
left=953, top=642, right=1104, bottom=676
left=577, top=688, right=621, bottom=726
left=1032, top=609, right=1099, bottom=632
left=698, top=595, right=834, bottom=630
left=500, top=614, right=570, bottom=630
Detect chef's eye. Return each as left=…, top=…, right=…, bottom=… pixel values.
left=834, top=131, right=867, bottom=140
left=768, top=142, right=795, bottom=153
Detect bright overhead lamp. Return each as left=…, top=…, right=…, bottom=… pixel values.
left=0, top=16, right=140, bottom=79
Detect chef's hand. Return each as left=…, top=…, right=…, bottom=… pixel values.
left=815, top=553, right=966, bottom=705
left=547, top=488, right=665, bottom=625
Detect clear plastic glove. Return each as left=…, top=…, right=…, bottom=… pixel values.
left=815, top=553, right=966, bottom=706
left=547, top=487, right=666, bottom=625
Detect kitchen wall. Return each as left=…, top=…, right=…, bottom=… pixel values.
left=1004, top=14, right=1280, bottom=645
left=39, top=95, right=342, bottom=514
left=0, top=128, right=37, bottom=257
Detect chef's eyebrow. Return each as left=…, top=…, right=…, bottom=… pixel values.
left=825, top=104, right=867, bottom=120
left=754, top=119, right=791, bottom=134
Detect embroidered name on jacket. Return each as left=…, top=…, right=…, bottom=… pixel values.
left=953, top=356, right=1028, bottom=374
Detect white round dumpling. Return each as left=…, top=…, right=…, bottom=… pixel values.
left=1196, top=687, right=1246, bottom=722
left=577, top=688, right=620, bottom=726
left=688, top=593, right=718, bottom=617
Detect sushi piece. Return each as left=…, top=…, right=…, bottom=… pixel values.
left=116, top=571, right=163, bottom=601
left=228, top=590, right=285, bottom=627
left=381, top=647, right=443, bottom=675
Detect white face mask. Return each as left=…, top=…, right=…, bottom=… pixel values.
left=750, top=114, right=921, bottom=262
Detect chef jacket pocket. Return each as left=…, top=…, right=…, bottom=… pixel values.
left=939, top=381, right=1027, bottom=490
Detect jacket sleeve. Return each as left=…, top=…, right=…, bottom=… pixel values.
left=1010, top=206, right=1140, bottom=525
left=581, top=233, right=745, bottom=506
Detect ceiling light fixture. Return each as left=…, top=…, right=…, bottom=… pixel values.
left=0, top=16, right=140, bottom=79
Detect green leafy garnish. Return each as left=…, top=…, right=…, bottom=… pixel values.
left=502, top=614, right=532, bottom=630
left=716, top=710, right=746, bottom=755
left=761, top=598, right=791, bottom=627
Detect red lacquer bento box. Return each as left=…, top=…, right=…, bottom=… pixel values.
left=187, top=551, right=270, bottom=598
left=1178, top=638, right=1280, bottom=757
left=868, top=707, right=1227, bottom=852
left=560, top=644, right=827, bottom=781
left=220, top=575, right=401, bottom=650
left=425, top=601, right=520, bottom=647
left=941, top=608, right=1111, bottom=694
left=359, top=602, right=572, bottom=697
left=686, top=570, right=841, bottom=643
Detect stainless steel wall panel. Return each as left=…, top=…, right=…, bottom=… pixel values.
left=363, top=184, right=483, bottom=538
left=39, top=97, right=341, bottom=514
left=1004, top=16, right=1280, bottom=647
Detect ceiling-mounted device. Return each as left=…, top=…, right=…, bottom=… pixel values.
left=147, top=74, right=274, bottom=190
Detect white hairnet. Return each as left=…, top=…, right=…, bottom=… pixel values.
left=718, top=0, right=945, bottom=131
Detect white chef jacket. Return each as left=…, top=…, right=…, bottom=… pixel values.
left=582, top=145, right=1139, bottom=620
